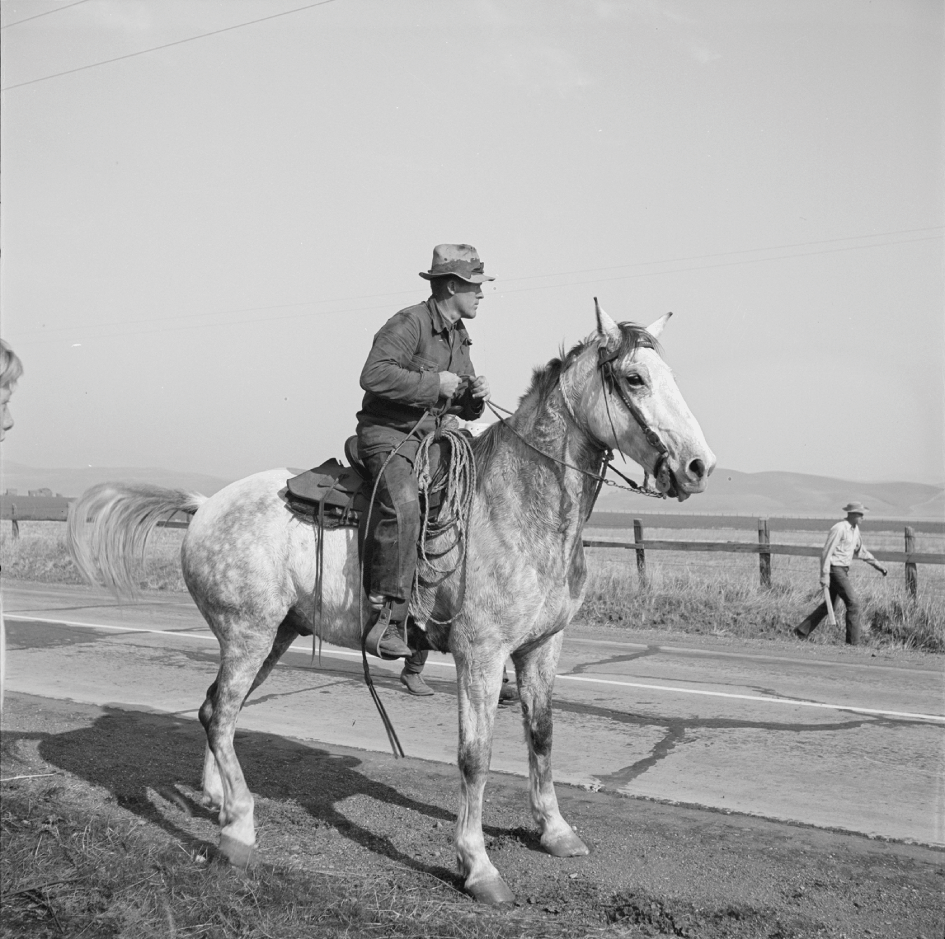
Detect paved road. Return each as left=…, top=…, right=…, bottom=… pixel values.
left=3, top=581, right=943, bottom=846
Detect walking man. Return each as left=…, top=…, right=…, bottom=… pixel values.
left=794, top=502, right=887, bottom=645
left=356, top=244, right=493, bottom=665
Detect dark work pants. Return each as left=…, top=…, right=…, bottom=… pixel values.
left=402, top=649, right=429, bottom=676
left=795, top=566, right=862, bottom=645
left=361, top=447, right=421, bottom=605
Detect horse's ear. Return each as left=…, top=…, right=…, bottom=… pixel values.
left=594, top=298, right=621, bottom=347
left=645, top=312, right=672, bottom=339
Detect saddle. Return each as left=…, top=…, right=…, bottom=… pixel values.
left=284, top=435, right=450, bottom=528
left=285, top=437, right=369, bottom=528
left=286, top=431, right=470, bottom=661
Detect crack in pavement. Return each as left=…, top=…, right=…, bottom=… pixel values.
left=565, top=645, right=663, bottom=675
left=597, top=724, right=690, bottom=789
left=546, top=697, right=915, bottom=790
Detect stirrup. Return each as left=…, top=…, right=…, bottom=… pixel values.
left=365, top=603, right=411, bottom=660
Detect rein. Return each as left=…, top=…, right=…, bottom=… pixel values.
left=354, top=333, right=667, bottom=756
left=356, top=412, right=476, bottom=758
left=356, top=410, right=435, bottom=760
left=483, top=341, right=669, bottom=503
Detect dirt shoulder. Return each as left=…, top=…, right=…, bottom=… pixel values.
left=2, top=692, right=942, bottom=939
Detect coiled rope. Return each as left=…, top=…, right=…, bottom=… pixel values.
left=409, top=427, right=476, bottom=625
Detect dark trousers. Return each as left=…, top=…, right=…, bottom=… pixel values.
left=795, top=566, right=862, bottom=645
left=402, top=649, right=429, bottom=676
left=361, top=447, right=421, bottom=605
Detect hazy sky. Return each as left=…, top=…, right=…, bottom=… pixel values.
left=2, top=0, right=942, bottom=486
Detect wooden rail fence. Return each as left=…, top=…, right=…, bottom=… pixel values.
left=5, top=506, right=943, bottom=600
left=584, top=519, right=945, bottom=600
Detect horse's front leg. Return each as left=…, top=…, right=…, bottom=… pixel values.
left=514, top=631, right=589, bottom=858
left=454, top=650, right=514, bottom=905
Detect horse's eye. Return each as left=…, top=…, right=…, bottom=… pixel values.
left=624, top=374, right=644, bottom=388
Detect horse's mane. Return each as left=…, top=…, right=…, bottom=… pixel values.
left=472, top=321, right=660, bottom=474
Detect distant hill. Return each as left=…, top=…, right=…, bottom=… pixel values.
left=1, top=462, right=233, bottom=499
left=594, top=467, right=944, bottom=519
left=2, top=461, right=942, bottom=520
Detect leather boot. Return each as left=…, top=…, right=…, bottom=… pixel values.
left=365, top=602, right=412, bottom=660
left=400, top=671, right=435, bottom=696
left=400, top=649, right=433, bottom=695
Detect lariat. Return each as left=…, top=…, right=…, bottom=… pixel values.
left=410, top=427, right=476, bottom=624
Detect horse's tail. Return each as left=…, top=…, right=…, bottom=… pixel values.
left=67, top=482, right=208, bottom=596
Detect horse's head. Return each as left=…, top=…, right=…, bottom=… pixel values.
left=566, top=301, right=715, bottom=501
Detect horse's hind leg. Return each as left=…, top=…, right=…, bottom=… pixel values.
left=199, top=613, right=301, bottom=812
left=198, top=613, right=299, bottom=865
left=199, top=681, right=225, bottom=809
left=514, top=632, right=589, bottom=858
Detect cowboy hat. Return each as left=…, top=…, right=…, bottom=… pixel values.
left=419, top=244, right=495, bottom=283
left=841, top=502, right=868, bottom=514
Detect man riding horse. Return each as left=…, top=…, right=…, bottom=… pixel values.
left=356, top=244, right=493, bottom=661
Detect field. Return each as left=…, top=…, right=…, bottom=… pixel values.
left=3, top=518, right=943, bottom=652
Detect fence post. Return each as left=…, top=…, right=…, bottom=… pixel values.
left=633, top=518, right=647, bottom=586
left=757, top=517, right=771, bottom=588
left=904, top=526, right=917, bottom=600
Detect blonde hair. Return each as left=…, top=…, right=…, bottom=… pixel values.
left=0, top=339, right=23, bottom=388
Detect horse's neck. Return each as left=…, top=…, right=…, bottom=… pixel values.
left=488, top=384, right=604, bottom=532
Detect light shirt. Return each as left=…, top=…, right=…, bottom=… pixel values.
left=821, top=520, right=875, bottom=577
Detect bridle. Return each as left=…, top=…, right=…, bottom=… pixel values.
left=486, top=338, right=671, bottom=503
left=595, top=343, right=671, bottom=492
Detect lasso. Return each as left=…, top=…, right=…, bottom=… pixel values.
left=409, top=427, right=476, bottom=624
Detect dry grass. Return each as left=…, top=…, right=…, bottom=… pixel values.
left=580, top=525, right=945, bottom=652
left=1, top=521, right=187, bottom=592
left=3, top=520, right=942, bottom=653
left=578, top=564, right=945, bottom=652
left=0, top=784, right=554, bottom=939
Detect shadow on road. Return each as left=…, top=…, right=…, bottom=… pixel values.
left=3, top=704, right=514, bottom=887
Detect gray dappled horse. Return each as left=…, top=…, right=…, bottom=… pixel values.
left=68, top=304, right=714, bottom=905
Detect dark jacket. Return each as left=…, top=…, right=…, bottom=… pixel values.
left=356, top=298, right=484, bottom=457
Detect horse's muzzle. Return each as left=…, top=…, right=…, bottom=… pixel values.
left=660, top=450, right=715, bottom=501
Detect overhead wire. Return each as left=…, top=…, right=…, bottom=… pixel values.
left=15, top=227, right=942, bottom=342
left=503, top=226, right=944, bottom=283
left=1, top=0, right=340, bottom=91
left=494, top=234, right=943, bottom=298
left=15, top=231, right=942, bottom=347
left=1, top=0, right=90, bottom=30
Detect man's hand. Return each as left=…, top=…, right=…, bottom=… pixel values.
left=820, top=576, right=829, bottom=589
left=438, top=371, right=464, bottom=398
left=469, top=375, right=491, bottom=401
left=878, top=564, right=888, bottom=577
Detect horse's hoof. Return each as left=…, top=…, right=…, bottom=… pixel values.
left=466, top=876, right=516, bottom=906
left=541, top=829, right=590, bottom=858
left=218, top=834, right=255, bottom=868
